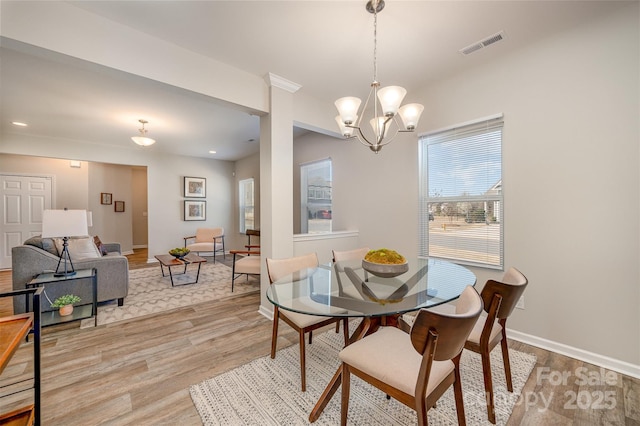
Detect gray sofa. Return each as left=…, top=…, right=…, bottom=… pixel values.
left=12, top=238, right=129, bottom=314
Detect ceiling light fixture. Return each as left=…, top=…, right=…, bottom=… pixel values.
left=11, top=121, right=28, bottom=127
left=335, top=0, right=424, bottom=154
left=131, top=119, right=156, bottom=146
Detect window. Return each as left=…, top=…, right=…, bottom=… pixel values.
left=419, top=115, right=503, bottom=268
left=239, top=178, right=254, bottom=233
left=300, top=158, right=332, bottom=234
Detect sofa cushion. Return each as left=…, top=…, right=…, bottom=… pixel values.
left=23, top=235, right=58, bottom=256
left=54, top=237, right=102, bottom=260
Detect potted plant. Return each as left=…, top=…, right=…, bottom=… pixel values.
left=51, top=294, right=81, bottom=316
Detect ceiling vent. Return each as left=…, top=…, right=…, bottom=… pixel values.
left=459, top=30, right=506, bottom=56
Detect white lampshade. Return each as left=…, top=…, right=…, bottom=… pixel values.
left=398, top=103, right=425, bottom=130
left=377, top=86, right=407, bottom=116
left=131, top=136, right=156, bottom=146
left=335, top=116, right=356, bottom=137
left=370, top=117, right=391, bottom=139
left=42, top=209, right=89, bottom=238
left=335, top=97, right=362, bottom=125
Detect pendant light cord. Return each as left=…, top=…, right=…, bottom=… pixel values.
left=373, top=6, right=378, bottom=83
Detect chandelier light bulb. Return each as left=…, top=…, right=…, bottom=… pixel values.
left=335, top=97, right=362, bottom=125
left=377, top=86, right=407, bottom=116
left=398, top=103, right=425, bottom=130
left=336, top=116, right=356, bottom=137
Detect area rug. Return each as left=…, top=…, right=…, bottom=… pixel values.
left=81, top=262, right=259, bottom=327
left=190, top=324, right=536, bottom=425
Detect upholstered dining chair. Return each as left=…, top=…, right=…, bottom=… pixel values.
left=465, top=267, right=528, bottom=424
left=332, top=247, right=370, bottom=297
left=183, top=227, right=225, bottom=263
left=338, top=286, right=483, bottom=426
left=266, top=252, right=349, bottom=392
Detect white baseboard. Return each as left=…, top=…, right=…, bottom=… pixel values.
left=258, top=304, right=273, bottom=321
left=132, top=244, right=148, bottom=249
left=508, top=328, right=640, bottom=379
left=121, top=250, right=134, bottom=256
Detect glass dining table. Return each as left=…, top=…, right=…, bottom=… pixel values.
left=266, top=256, right=477, bottom=422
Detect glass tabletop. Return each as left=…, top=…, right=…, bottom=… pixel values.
left=266, top=257, right=477, bottom=318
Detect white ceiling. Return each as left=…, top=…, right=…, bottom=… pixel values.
left=1, top=1, right=628, bottom=161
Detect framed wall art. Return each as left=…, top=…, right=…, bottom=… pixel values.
left=100, top=192, right=113, bottom=205
left=184, top=176, right=206, bottom=198
left=114, top=201, right=125, bottom=213
left=184, top=200, right=206, bottom=221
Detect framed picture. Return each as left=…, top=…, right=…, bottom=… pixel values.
left=184, top=176, right=206, bottom=198
left=100, top=192, right=112, bottom=205
left=114, top=201, right=125, bottom=212
left=184, top=200, right=206, bottom=221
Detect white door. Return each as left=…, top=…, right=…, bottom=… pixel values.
left=1, top=175, right=53, bottom=269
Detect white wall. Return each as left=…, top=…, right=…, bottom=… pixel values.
left=0, top=154, right=88, bottom=210
left=293, top=131, right=419, bottom=257
left=293, top=4, right=640, bottom=369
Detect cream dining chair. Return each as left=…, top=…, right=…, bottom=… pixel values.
left=464, top=267, right=528, bottom=424
left=332, top=247, right=370, bottom=297
left=338, top=286, right=483, bottom=426
left=266, top=252, right=349, bottom=392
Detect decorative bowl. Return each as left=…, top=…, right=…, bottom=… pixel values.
left=362, top=259, right=409, bottom=278
left=169, top=248, right=190, bottom=259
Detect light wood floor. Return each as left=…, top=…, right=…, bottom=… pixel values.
left=0, top=249, right=638, bottom=425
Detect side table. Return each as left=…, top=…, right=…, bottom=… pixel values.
left=27, top=268, right=98, bottom=328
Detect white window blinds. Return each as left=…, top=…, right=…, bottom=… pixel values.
left=418, top=115, right=504, bottom=268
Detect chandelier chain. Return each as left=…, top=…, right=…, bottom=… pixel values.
left=373, top=7, right=378, bottom=82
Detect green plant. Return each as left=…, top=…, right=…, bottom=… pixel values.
left=51, top=294, right=81, bottom=308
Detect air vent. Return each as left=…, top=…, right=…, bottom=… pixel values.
left=459, top=30, right=506, bottom=56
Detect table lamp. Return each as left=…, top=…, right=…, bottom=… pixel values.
left=41, top=209, right=89, bottom=277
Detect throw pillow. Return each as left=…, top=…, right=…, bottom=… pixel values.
left=53, top=237, right=102, bottom=260
left=93, top=235, right=108, bottom=256
left=23, top=235, right=59, bottom=256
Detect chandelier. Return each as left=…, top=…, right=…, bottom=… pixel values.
left=335, top=0, right=424, bottom=153
left=131, top=119, right=156, bottom=146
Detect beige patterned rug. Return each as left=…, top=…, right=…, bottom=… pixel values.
left=81, top=262, right=259, bottom=327
left=190, top=323, right=536, bottom=425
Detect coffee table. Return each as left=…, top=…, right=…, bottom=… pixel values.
left=154, top=253, right=207, bottom=286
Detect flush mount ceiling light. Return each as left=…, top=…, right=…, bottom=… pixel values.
left=335, top=0, right=424, bottom=154
left=131, top=119, right=156, bottom=146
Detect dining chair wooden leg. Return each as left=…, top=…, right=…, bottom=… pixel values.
left=270, top=307, right=280, bottom=359
left=335, top=322, right=340, bottom=333
left=299, top=330, right=307, bottom=392
left=340, top=363, right=350, bottom=426
left=309, top=330, right=313, bottom=345
left=453, top=355, right=467, bottom=426
left=499, top=322, right=513, bottom=392
left=342, top=318, right=349, bottom=347
left=480, top=349, right=496, bottom=424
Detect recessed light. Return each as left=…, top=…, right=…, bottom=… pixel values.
left=11, top=121, right=28, bottom=127
left=209, top=150, right=217, bottom=154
